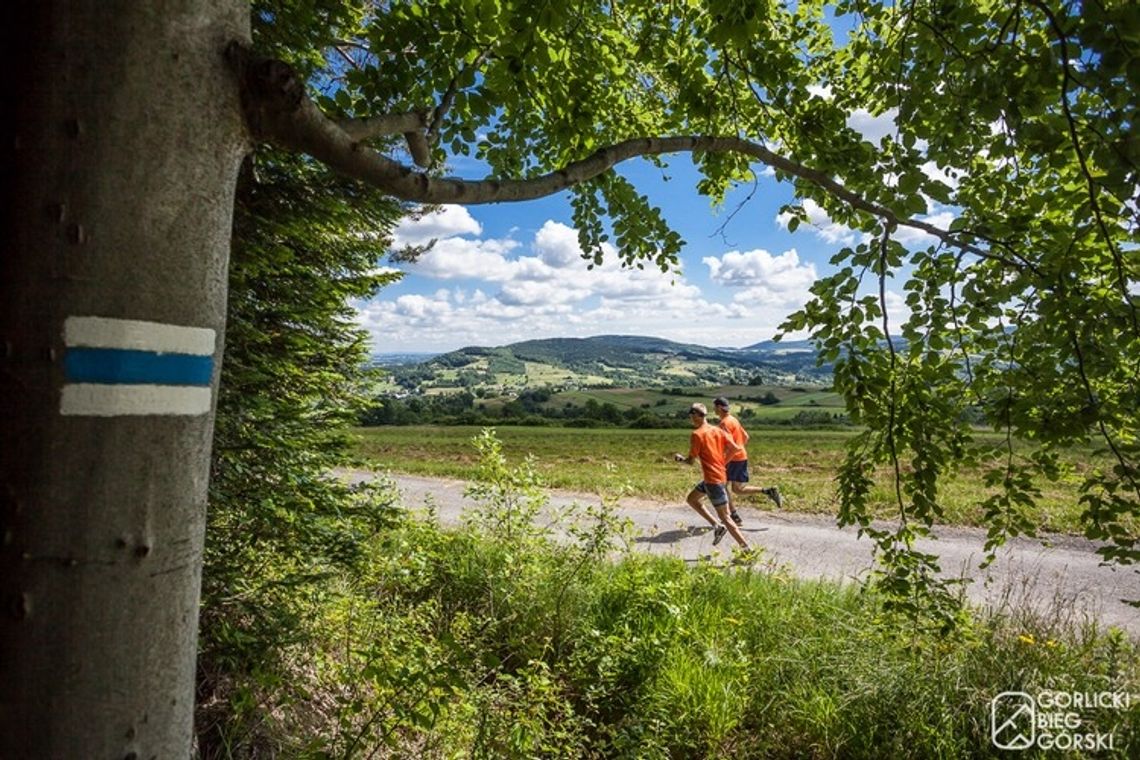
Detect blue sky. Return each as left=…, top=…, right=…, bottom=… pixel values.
left=356, top=105, right=951, bottom=353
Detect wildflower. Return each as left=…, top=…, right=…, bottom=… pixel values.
left=1017, top=633, right=1036, bottom=646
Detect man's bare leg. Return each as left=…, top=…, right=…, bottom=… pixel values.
left=686, top=489, right=719, bottom=527
left=730, top=481, right=783, bottom=509
left=714, top=504, right=750, bottom=549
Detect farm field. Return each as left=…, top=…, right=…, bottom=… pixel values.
left=539, top=383, right=845, bottom=421
left=352, top=425, right=1110, bottom=534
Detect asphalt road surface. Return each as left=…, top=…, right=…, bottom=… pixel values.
left=346, top=470, right=1140, bottom=637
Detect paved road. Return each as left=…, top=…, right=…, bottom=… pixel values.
left=347, top=470, right=1140, bottom=637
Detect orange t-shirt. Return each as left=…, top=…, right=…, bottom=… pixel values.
left=688, top=422, right=734, bottom=484
left=718, top=414, right=749, bottom=462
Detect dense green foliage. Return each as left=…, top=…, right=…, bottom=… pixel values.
left=197, top=149, right=404, bottom=752
left=776, top=0, right=1139, bottom=614
left=218, top=432, right=1140, bottom=757
left=196, top=5, right=408, bottom=751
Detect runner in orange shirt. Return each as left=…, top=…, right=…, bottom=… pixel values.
left=673, top=403, right=751, bottom=549
left=713, top=396, right=782, bottom=526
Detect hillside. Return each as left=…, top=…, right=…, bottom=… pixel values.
left=384, top=334, right=831, bottom=394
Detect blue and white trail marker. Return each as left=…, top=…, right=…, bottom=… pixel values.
left=60, top=316, right=216, bottom=416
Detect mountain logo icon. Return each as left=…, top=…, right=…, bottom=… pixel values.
left=991, top=691, right=1036, bottom=750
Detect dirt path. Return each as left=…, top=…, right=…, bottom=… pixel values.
left=346, top=470, right=1140, bottom=637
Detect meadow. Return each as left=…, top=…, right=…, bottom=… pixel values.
left=353, top=424, right=1109, bottom=534
left=230, top=458, right=1139, bottom=758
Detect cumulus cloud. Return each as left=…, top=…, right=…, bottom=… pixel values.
left=403, top=236, right=521, bottom=281
left=777, top=194, right=959, bottom=252
left=533, top=220, right=586, bottom=267
left=882, top=289, right=911, bottom=332
left=704, top=248, right=811, bottom=285
left=806, top=84, right=834, bottom=100
left=848, top=107, right=898, bottom=145
left=699, top=248, right=818, bottom=334
left=391, top=205, right=483, bottom=248
left=920, top=161, right=960, bottom=190
left=359, top=216, right=816, bottom=351
left=893, top=211, right=958, bottom=248
left=391, top=233, right=800, bottom=341
left=391, top=293, right=452, bottom=319
left=776, top=198, right=858, bottom=245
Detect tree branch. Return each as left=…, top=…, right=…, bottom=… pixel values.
left=878, top=230, right=906, bottom=524
left=331, top=45, right=361, bottom=71
left=1029, top=0, right=1140, bottom=335
left=427, top=48, right=493, bottom=144
left=338, top=111, right=431, bottom=141
left=230, top=43, right=1023, bottom=268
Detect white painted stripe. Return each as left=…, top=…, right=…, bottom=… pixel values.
left=64, top=316, right=216, bottom=356
left=60, top=384, right=212, bottom=416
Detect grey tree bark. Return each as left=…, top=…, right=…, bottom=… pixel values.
left=1, top=2, right=248, bottom=756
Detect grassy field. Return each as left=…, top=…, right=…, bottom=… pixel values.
left=230, top=497, right=1140, bottom=757
left=540, top=384, right=845, bottom=421
left=352, top=425, right=1109, bottom=534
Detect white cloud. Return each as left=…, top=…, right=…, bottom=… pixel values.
left=391, top=205, right=483, bottom=248
left=776, top=195, right=959, bottom=251
left=699, top=248, right=818, bottom=333
left=391, top=293, right=452, bottom=319
left=533, top=220, right=586, bottom=267
left=776, top=198, right=858, bottom=245
left=920, top=161, right=959, bottom=190
left=807, top=84, right=834, bottom=100
left=497, top=279, right=582, bottom=306
left=359, top=216, right=815, bottom=351
left=404, top=236, right=521, bottom=280
left=848, top=107, right=898, bottom=145
left=704, top=247, right=811, bottom=285
left=893, top=211, right=957, bottom=248
left=882, top=289, right=911, bottom=333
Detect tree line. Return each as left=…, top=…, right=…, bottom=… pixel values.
left=361, top=389, right=851, bottom=429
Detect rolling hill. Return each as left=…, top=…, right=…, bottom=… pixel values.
left=383, top=334, right=831, bottom=393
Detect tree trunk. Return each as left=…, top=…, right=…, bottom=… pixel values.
left=1, top=2, right=248, bottom=756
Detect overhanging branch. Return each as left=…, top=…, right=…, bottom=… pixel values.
left=339, top=111, right=430, bottom=141
left=229, top=42, right=1021, bottom=269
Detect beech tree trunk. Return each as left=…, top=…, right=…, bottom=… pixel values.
left=1, top=2, right=248, bottom=756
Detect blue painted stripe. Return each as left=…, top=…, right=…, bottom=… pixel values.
left=64, top=348, right=214, bottom=386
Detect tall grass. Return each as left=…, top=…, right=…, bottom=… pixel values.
left=254, top=519, right=1137, bottom=757
left=217, top=435, right=1138, bottom=758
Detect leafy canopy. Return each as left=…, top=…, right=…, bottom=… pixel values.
left=246, top=0, right=1138, bottom=615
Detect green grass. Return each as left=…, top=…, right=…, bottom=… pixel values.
left=352, top=425, right=1111, bottom=533
left=260, top=504, right=1139, bottom=758
left=522, top=361, right=579, bottom=384
left=536, top=384, right=846, bottom=423
left=213, top=437, right=1138, bottom=758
